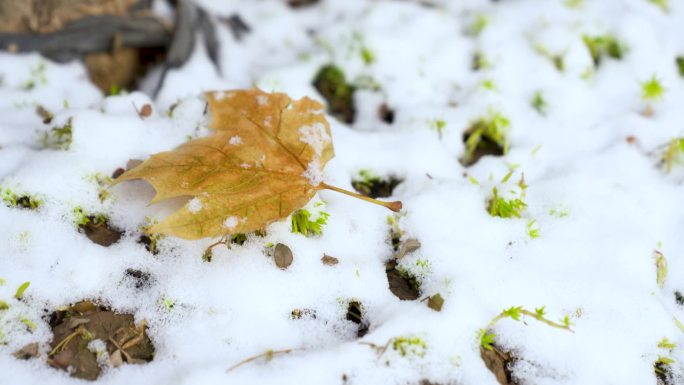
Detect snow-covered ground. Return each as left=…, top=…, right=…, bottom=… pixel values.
left=2, top=0, right=684, bottom=384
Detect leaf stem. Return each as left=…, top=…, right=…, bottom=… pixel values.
left=318, top=182, right=402, bottom=212
left=227, top=348, right=302, bottom=372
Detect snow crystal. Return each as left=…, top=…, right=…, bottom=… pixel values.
left=223, top=216, right=238, bottom=230
left=299, top=122, right=330, bottom=185
left=213, top=91, right=226, bottom=100
left=228, top=135, right=243, bottom=145
left=264, top=116, right=272, bottom=127
left=187, top=198, right=202, bottom=213
left=256, top=95, right=268, bottom=106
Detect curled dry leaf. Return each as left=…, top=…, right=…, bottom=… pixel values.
left=114, top=89, right=401, bottom=240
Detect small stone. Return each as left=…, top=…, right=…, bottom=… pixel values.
left=274, top=243, right=293, bottom=269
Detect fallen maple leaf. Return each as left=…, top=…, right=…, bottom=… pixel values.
left=114, top=89, right=401, bottom=239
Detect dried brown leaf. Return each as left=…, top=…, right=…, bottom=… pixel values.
left=114, top=89, right=334, bottom=239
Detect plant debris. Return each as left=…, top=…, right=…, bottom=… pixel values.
left=78, top=215, right=123, bottom=247
left=385, top=259, right=420, bottom=300
left=321, top=254, right=339, bottom=265
left=13, top=342, right=40, bottom=360
left=480, top=343, right=517, bottom=385
left=427, top=293, right=444, bottom=312
left=47, top=301, right=154, bottom=381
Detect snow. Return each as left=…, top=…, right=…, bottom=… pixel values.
left=223, top=216, right=238, bottom=230
left=1, top=0, right=684, bottom=385
left=299, top=122, right=331, bottom=186
left=228, top=135, right=243, bottom=145
left=187, top=198, right=203, bottom=213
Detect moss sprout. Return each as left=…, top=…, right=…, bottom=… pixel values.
left=40, top=118, right=73, bottom=150
left=582, top=34, right=627, bottom=68
left=291, top=208, right=329, bottom=237
left=461, top=110, right=510, bottom=166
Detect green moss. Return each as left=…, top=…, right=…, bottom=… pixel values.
left=1, top=187, right=43, bottom=210
left=648, top=0, right=669, bottom=12
left=661, top=138, right=684, bottom=172
left=676, top=57, right=684, bottom=78
left=582, top=34, right=627, bottom=68
left=73, top=207, right=107, bottom=228
left=641, top=75, right=666, bottom=102
left=470, top=14, right=490, bottom=36
left=40, top=118, right=73, bottom=150
left=291, top=209, right=329, bottom=237
left=429, top=119, right=447, bottom=139
left=462, top=111, right=510, bottom=166
left=531, top=91, right=548, bottom=116
left=15, top=281, right=30, bottom=300
left=392, top=336, right=427, bottom=357
left=21, top=61, right=47, bottom=90
left=312, top=65, right=355, bottom=123
left=488, top=187, right=526, bottom=218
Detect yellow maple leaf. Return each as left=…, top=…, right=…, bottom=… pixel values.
left=114, top=89, right=400, bottom=240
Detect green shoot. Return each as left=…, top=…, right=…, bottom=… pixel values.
left=648, top=0, right=669, bottom=12
left=40, top=118, right=73, bottom=150
left=641, top=75, right=666, bottom=102
left=488, top=187, right=526, bottom=218
left=109, top=84, right=122, bottom=96
left=527, top=220, right=541, bottom=239
left=0, top=301, right=8, bottom=310
left=549, top=206, right=570, bottom=218
left=654, top=250, right=667, bottom=289
left=20, top=317, right=36, bottom=332
left=472, top=51, right=491, bottom=71
left=564, top=0, right=584, bottom=8
left=352, top=169, right=379, bottom=196
left=481, top=79, right=497, bottom=91
left=361, top=47, right=375, bottom=65
left=532, top=91, right=548, bottom=116
left=1, top=187, right=42, bottom=210
left=15, top=281, right=30, bottom=300
left=582, top=34, right=627, bottom=68
left=533, top=44, right=564, bottom=72
left=478, top=306, right=574, bottom=351
left=478, top=329, right=497, bottom=351
left=429, top=119, right=447, bottom=139
left=656, top=356, right=675, bottom=365
left=462, top=110, right=510, bottom=165
left=72, top=207, right=107, bottom=228
left=661, top=138, right=684, bottom=172
left=291, top=209, right=329, bottom=237
left=470, top=14, right=490, bottom=36
left=87, top=173, right=113, bottom=202
left=658, top=338, right=677, bottom=350
left=21, top=61, right=47, bottom=90
left=392, top=336, right=427, bottom=357
left=676, top=57, right=684, bottom=78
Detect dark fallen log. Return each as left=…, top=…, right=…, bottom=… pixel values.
left=0, top=0, right=228, bottom=96
left=0, top=15, right=171, bottom=62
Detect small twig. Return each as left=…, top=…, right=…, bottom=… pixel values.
left=359, top=338, right=394, bottom=357
left=120, top=319, right=148, bottom=350
left=108, top=336, right=134, bottom=363
left=227, top=348, right=303, bottom=372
